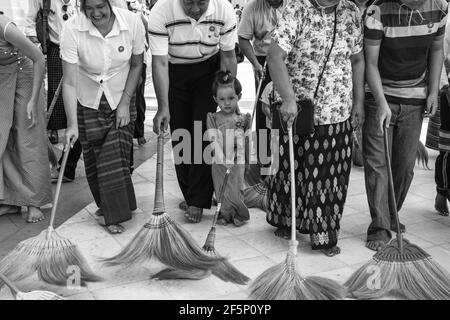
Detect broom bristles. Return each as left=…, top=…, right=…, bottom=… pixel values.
left=250, top=252, right=345, bottom=300
left=345, top=257, right=450, bottom=300
left=202, top=227, right=216, bottom=253
left=152, top=268, right=212, bottom=280
left=0, top=229, right=100, bottom=288
left=212, top=259, right=250, bottom=285
left=101, top=213, right=225, bottom=271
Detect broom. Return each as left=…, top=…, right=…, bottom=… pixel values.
left=46, top=79, right=63, bottom=169
left=344, top=126, right=450, bottom=300
left=245, top=62, right=268, bottom=187
left=101, top=131, right=229, bottom=275
left=0, top=146, right=101, bottom=286
left=249, top=125, right=346, bottom=300
left=0, top=273, right=66, bottom=300
left=153, top=166, right=250, bottom=285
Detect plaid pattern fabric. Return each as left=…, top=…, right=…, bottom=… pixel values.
left=0, top=58, right=52, bottom=207
left=267, top=119, right=353, bottom=250
left=47, top=43, right=66, bottom=130
left=77, top=95, right=137, bottom=226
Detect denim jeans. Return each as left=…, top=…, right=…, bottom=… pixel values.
left=362, top=98, right=424, bottom=242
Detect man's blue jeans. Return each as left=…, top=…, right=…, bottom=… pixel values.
left=362, top=98, right=424, bottom=242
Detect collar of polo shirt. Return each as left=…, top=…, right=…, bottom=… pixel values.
left=77, top=6, right=130, bottom=37
left=175, top=0, right=216, bottom=22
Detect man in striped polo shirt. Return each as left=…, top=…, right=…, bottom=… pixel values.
left=363, top=0, right=448, bottom=251
left=149, top=0, right=237, bottom=223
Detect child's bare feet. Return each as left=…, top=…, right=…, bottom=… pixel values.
left=26, top=206, right=45, bottom=223
left=217, top=217, right=228, bottom=225
left=233, top=218, right=246, bottom=227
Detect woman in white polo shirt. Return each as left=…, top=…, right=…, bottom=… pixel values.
left=60, top=0, right=145, bottom=234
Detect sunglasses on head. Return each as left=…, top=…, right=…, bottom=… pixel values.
left=62, top=4, right=69, bottom=20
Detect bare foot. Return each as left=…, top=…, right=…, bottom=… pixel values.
left=390, top=221, right=406, bottom=233
left=274, top=227, right=290, bottom=240
left=105, top=224, right=124, bottom=234
left=435, top=193, right=449, bottom=217
left=26, top=206, right=45, bottom=223
left=217, top=218, right=228, bottom=226
left=0, top=205, right=20, bottom=216
left=184, top=206, right=203, bottom=223
left=366, top=240, right=386, bottom=252
left=233, top=218, right=246, bottom=227
left=321, top=246, right=341, bottom=257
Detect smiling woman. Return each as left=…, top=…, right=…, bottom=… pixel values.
left=60, top=0, right=145, bottom=234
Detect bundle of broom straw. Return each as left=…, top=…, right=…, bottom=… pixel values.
left=0, top=146, right=100, bottom=287
left=249, top=126, right=346, bottom=300
left=102, top=131, right=246, bottom=283
left=0, top=273, right=66, bottom=300
left=152, top=166, right=250, bottom=285
left=345, top=127, right=450, bottom=300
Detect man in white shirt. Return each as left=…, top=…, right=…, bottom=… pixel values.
left=150, top=0, right=237, bottom=223
left=25, top=0, right=81, bottom=183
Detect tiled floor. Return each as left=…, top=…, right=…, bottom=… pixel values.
left=1, top=136, right=449, bottom=300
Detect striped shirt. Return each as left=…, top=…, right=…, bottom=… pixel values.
left=147, top=0, right=237, bottom=64
left=365, top=0, right=448, bottom=104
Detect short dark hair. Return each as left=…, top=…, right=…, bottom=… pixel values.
left=212, top=71, right=242, bottom=97
left=80, top=0, right=113, bottom=15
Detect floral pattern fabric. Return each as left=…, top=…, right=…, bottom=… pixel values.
left=272, top=0, right=363, bottom=125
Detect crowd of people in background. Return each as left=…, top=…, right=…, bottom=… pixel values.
left=0, top=0, right=449, bottom=259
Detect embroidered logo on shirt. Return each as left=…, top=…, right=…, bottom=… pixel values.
left=428, top=22, right=434, bottom=33
left=209, top=26, right=215, bottom=32
left=118, top=46, right=124, bottom=52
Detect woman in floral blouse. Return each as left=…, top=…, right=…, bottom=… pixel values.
left=265, top=0, right=365, bottom=256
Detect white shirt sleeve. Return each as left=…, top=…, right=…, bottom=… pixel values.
left=147, top=3, right=169, bottom=56
left=24, top=0, right=41, bottom=37
left=60, top=19, right=78, bottom=64
left=132, top=14, right=146, bottom=55
left=219, top=1, right=238, bottom=51
left=237, top=0, right=255, bottom=40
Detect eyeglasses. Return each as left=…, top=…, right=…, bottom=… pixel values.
left=62, top=5, right=69, bottom=21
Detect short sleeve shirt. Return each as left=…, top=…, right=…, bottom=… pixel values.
left=272, top=0, right=363, bottom=125
left=60, top=7, right=145, bottom=110
left=237, top=0, right=285, bottom=56
left=364, top=0, right=448, bottom=104
left=148, top=0, right=237, bottom=64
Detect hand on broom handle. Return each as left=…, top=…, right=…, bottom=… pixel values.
left=383, top=126, right=404, bottom=252
left=47, top=140, right=71, bottom=238
left=287, top=126, right=298, bottom=254
left=153, top=131, right=165, bottom=215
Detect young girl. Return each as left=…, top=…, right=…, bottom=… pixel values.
left=206, top=71, right=251, bottom=226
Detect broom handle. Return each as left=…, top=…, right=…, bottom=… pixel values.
left=47, top=142, right=70, bottom=235
left=383, top=126, right=404, bottom=251
left=153, top=131, right=165, bottom=214
left=211, top=167, right=232, bottom=227
left=46, top=79, right=63, bottom=126
left=288, top=126, right=298, bottom=251
left=250, top=62, right=268, bottom=129
left=0, top=273, right=20, bottom=296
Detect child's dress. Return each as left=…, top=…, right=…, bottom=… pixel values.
left=206, top=112, right=251, bottom=225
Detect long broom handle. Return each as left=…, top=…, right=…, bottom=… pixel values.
left=288, top=126, right=298, bottom=253
left=153, top=131, right=165, bottom=215
left=250, top=62, right=268, bottom=129
left=383, top=126, right=404, bottom=251
left=0, top=273, right=20, bottom=297
left=47, top=143, right=70, bottom=236
left=46, top=79, right=63, bottom=126
left=211, top=167, right=232, bottom=227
